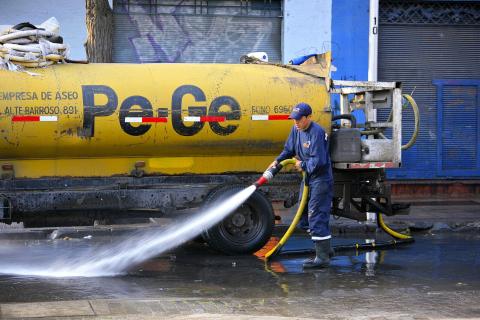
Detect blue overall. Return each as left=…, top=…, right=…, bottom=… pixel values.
left=276, top=122, right=333, bottom=240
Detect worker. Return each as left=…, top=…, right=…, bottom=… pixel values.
left=268, top=102, right=334, bottom=268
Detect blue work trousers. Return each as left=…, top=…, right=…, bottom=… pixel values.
left=297, top=178, right=334, bottom=240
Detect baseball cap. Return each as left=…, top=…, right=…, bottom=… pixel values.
left=289, top=102, right=312, bottom=120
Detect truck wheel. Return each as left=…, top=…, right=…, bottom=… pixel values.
left=202, top=185, right=274, bottom=255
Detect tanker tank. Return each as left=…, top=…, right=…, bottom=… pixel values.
left=0, top=62, right=331, bottom=178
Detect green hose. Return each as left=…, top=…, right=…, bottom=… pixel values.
left=377, top=212, right=413, bottom=240
left=361, top=93, right=420, bottom=151
left=400, top=94, right=420, bottom=150
left=264, top=158, right=308, bottom=260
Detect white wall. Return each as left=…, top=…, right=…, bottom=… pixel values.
left=0, top=0, right=87, bottom=60
left=282, top=0, right=332, bottom=64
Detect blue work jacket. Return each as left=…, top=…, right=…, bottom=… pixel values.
left=276, top=122, right=333, bottom=181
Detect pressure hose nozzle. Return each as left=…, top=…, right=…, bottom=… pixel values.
left=254, top=164, right=283, bottom=187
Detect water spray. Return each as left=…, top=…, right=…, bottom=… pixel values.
left=0, top=159, right=298, bottom=277
left=0, top=185, right=258, bottom=277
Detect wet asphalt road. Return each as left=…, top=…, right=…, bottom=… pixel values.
left=0, top=231, right=478, bottom=306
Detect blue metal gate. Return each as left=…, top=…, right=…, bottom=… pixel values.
left=379, top=0, right=480, bottom=179
left=434, top=80, right=480, bottom=177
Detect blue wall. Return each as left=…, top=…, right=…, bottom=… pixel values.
left=331, top=0, right=369, bottom=124
left=331, top=0, right=369, bottom=83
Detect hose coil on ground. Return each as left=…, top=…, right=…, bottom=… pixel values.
left=377, top=212, right=413, bottom=240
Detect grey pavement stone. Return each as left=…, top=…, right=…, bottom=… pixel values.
left=430, top=222, right=452, bottom=232
left=3, top=292, right=480, bottom=320
left=0, top=300, right=94, bottom=318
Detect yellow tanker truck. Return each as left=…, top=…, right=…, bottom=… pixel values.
left=0, top=53, right=416, bottom=254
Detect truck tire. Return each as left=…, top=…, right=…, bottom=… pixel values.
left=202, top=185, right=274, bottom=255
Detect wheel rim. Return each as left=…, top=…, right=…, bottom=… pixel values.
left=218, top=202, right=263, bottom=245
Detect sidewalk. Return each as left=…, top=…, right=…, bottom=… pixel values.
left=1, top=293, right=480, bottom=320
left=276, top=197, right=480, bottom=234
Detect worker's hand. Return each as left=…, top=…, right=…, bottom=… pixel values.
left=267, top=160, right=278, bottom=169
left=294, top=158, right=303, bottom=171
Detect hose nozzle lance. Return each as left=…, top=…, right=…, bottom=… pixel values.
left=253, top=159, right=295, bottom=188
left=254, top=165, right=282, bottom=187
left=253, top=159, right=296, bottom=188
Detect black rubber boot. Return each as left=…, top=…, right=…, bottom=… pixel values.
left=303, top=239, right=331, bottom=269
left=329, top=246, right=335, bottom=258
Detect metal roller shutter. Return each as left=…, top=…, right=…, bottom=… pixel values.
left=112, top=0, right=282, bottom=63
left=378, top=0, right=480, bottom=179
